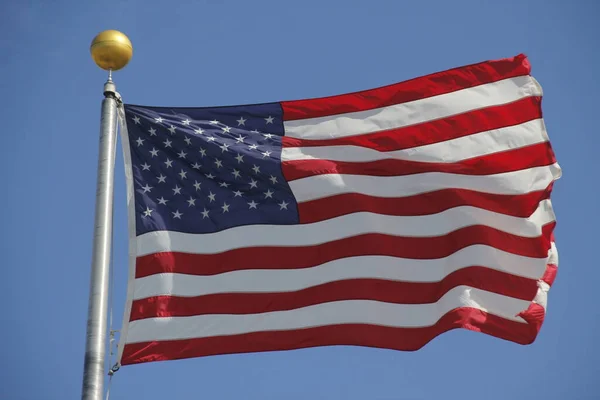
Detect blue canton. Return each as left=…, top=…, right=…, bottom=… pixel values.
left=124, top=103, right=299, bottom=236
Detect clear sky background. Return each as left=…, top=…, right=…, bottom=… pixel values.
left=1, top=1, right=599, bottom=399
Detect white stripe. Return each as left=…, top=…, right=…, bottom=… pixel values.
left=291, top=164, right=560, bottom=202
left=548, top=242, right=558, bottom=266
left=136, top=200, right=555, bottom=256
left=282, top=119, right=547, bottom=163
left=133, top=245, right=554, bottom=300
left=533, top=280, right=550, bottom=309
left=283, top=76, right=541, bottom=140
left=125, top=286, right=530, bottom=343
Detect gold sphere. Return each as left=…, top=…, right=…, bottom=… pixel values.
left=90, top=30, right=133, bottom=71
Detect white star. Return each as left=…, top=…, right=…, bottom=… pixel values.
left=141, top=163, right=151, bottom=171
left=249, top=144, right=258, bottom=150
left=263, top=133, right=274, bottom=139
left=133, top=116, right=141, bottom=124
left=163, top=139, right=172, bottom=148
left=249, top=179, right=258, bottom=188
left=178, top=150, right=187, bottom=159
left=143, top=207, right=153, bottom=217
left=148, top=127, right=157, bottom=136
left=222, top=126, right=231, bottom=133
left=261, top=150, right=271, bottom=158
left=205, top=173, right=215, bottom=179
left=201, top=208, right=210, bottom=219
left=237, top=117, right=247, bottom=126
left=236, top=135, right=245, bottom=143
left=141, top=184, right=152, bottom=193
left=214, top=159, right=223, bottom=168
left=233, top=190, right=243, bottom=197
left=184, top=137, right=192, bottom=146
left=149, top=148, right=159, bottom=157
left=164, top=159, right=173, bottom=168
left=179, top=169, right=187, bottom=179
left=168, top=125, right=177, bottom=134
left=207, top=136, right=216, bottom=142
left=155, top=117, right=164, bottom=123
left=248, top=200, right=258, bottom=209
left=199, top=148, right=207, bottom=157
left=219, top=182, right=230, bottom=188
left=136, top=137, right=144, bottom=146
left=252, top=165, right=260, bottom=174
left=235, top=154, right=244, bottom=163
left=264, top=189, right=274, bottom=198
left=173, top=185, right=182, bottom=195
left=221, top=202, right=230, bottom=213
left=279, top=200, right=289, bottom=210
left=195, top=127, right=205, bottom=135
left=207, top=191, right=216, bottom=202
left=192, top=162, right=201, bottom=170
left=193, top=181, right=202, bottom=191
left=209, top=120, right=219, bottom=125
left=265, top=116, right=274, bottom=124
left=157, top=196, right=168, bottom=205
left=187, top=197, right=196, bottom=207
left=232, top=169, right=241, bottom=179
left=172, top=210, right=183, bottom=219
left=219, top=143, right=229, bottom=152
left=157, top=174, right=167, bottom=183
left=182, top=119, right=191, bottom=125
left=269, top=175, right=278, bottom=184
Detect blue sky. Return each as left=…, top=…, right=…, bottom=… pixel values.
left=2, top=1, right=599, bottom=399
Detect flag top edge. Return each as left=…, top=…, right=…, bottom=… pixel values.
left=121, top=54, right=530, bottom=113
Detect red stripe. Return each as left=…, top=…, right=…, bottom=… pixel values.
left=130, top=266, right=541, bottom=321
left=281, top=54, right=531, bottom=121
left=282, top=96, right=541, bottom=150
left=283, top=142, right=554, bottom=182
left=542, top=263, right=558, bottom=286
left=135, top=223, right=555, bottom=278
left=298, top=186, right=553, bottom=224
left=121, top=304, right=544, bottom=365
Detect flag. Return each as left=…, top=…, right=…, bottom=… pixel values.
left=117, top=54, right=560, bottom=366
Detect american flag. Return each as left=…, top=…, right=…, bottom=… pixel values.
left=117, top=54, right=560, bottom=366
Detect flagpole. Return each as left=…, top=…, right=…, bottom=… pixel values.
left=82, top=30, right=132, bottom=400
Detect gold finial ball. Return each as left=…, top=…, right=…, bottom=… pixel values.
left=90, top=30, right=133, bottom=71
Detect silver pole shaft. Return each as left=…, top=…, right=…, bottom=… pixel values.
left=81, top=80, right=118, bottom=400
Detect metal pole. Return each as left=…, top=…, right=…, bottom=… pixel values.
left=81, top=78, right=118, bottom=400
